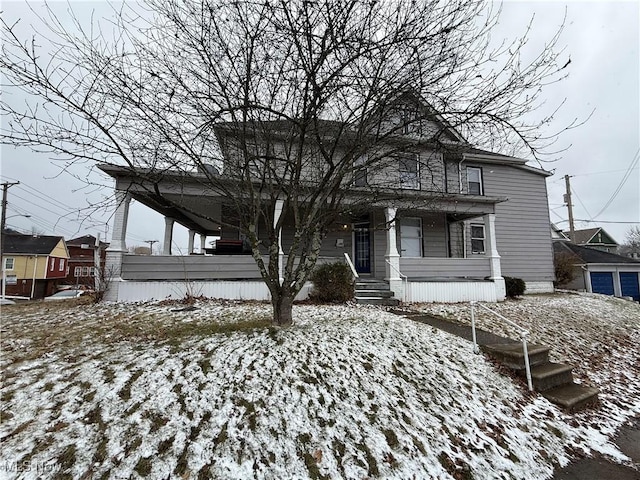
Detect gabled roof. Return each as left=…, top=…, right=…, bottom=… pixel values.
left=553, top=240, right=639, bottom=265
left=2, top=233, right=65, bottom=255
left=67, top=235, right=109, bottom=248
left=572, top=227, right=618, bottom=246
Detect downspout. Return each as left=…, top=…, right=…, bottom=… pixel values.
left=31, top=255, right=38, bottom=299
left=459, top=154, right=467, bottom=258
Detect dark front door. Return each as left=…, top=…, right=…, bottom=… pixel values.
left=353, top=222, right=371, bottom=274
left=620, top=272, right=640, bottom=301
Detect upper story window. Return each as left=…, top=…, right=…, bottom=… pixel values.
left=353, top=155, right=367, bottom=187
left=467, top=167, right=483, bottom=195
left=398, top=153, right=420, bottom=189
left=59, top=259, right=65, bottom=271
left=4, top=257, right=14, bottom=271
left=471, top=224, right=485, bottom=254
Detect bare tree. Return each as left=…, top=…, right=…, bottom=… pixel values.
left=2, top=0, right=570, bottom=325
left=618, top=226, right=640, bottom=258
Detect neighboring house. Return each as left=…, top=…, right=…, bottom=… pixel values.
left=1, top=232, right=70, bottom=299
left=553, top=241, right=640, bottom=301
left=99, top=96, right=555, bottom=303
left=63, top=235, right=108, bottom=289
left=551, top=223, right=570, bottom=241
left=570, top=227, right=619, bottom=253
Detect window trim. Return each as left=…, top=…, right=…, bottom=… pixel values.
left=398, top=152, right=420, bottom=190
left=470, top=224, right=486, bottom=254
left=74, top=266, right=83, bottom=277
left=4, top=257, right=15, bottom=271
left=59, top=259, right=65, bottom=271
left=467, top=166, right=484, bottom=196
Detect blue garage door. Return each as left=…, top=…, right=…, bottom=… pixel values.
left=590, top=272, right=614, bottom=296
left=620, top=272, right=640, bottom=301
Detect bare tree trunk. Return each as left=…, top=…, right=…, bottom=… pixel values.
left=272, top=290, right=293, bottom=327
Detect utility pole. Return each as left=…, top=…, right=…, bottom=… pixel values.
left=1, top=181, right=20, bottom=299
left=145, top=240, right=158, bottom=255
left=563, top=175, right=575, bottom=243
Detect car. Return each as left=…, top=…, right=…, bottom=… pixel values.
left=43, top=290, right=86, bottom=302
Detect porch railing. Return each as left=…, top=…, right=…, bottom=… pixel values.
left=470, top=301, right=533, bottom=391
left=343, top=253, right=359, bottom=279
left=385, top=259, right=408, bottom=303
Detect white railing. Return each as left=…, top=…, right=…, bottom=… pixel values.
left=470, top=301, right=533, bottom=391
left=343, top=253, right=359, bottom=279
left=385, top=259, right=408, bottom=303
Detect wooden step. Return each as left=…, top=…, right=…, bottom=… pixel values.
left=355, top=289, right=395, bottom=298
left=482, top=343, right=550, bottom=370
left=542, top=383, right=599, bottom=412
left=355, top=297, right=400, bottom=306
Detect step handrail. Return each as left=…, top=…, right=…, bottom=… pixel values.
left=470, top=301, right=533, bottom=391
left=343, top=253, right=359, bottom=279
left=384, top=259, right=408, bottom=302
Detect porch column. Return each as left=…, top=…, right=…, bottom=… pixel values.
left=104, top=191, right=131, bottom=301
left=385, top=207, right=404, bottom=300
left=274, top=199, right=285, bottom=284
left=188, top=229, right=196, bottom=254
left=484, top=213, right=505, bottom=300
left=163, top=217, right=175, bottom=255
left=200, top=234, right=207, bottom=253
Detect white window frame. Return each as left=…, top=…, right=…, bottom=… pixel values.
left=471, top=224, right=486, bottom=254
left=89, top=266, right=97, bottom=277
left=4, top=257, right=15, bottom=271
left=74, top=266, right=82, bottom=277
left=398, top=153, right=420, bottom=190
left=400, top=217, right=423, bottom=257
left=82, top=266, right=90, bottom=277
left=50, top=259, right=55, bottom=271
left=59, top=259, right=65, bottom=271
left=467, top=167, right=483, bottom=195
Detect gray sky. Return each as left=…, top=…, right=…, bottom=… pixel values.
left=1, top=0, right=638, bottom=250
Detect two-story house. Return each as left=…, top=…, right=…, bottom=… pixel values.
left=1, top=231, right=70, bottom=299
left=98, top=97, right=555, bottom=303
left=62, top=235, right=108, bottom=289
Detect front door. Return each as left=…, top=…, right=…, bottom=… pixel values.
left=400, top=217, right=423, bottom=257
left=353, top=222, right=371, bottom=274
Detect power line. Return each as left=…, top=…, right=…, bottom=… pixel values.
left=592, top=149, right=640, bottom=219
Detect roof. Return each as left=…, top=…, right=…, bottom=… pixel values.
left=572, top=227, right=618, bottom=246
left=2, top=233, right=65, bottom=255
left=553, top=240, right=640, bottom=265
left=67, top=235, right=109, bottom=248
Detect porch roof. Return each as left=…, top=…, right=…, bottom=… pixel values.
left=99, top=163, right=504, bottom=233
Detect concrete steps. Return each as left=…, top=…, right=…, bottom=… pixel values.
left=354, top=279, right=400, bottom=306
left=483, top=342, right=599, bottom=412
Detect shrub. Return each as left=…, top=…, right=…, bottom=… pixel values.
left=553, top=252, right=576, bottom=287
left=504, top=276, right=526, bottom=298
left=309, top=263, right=354, bottom=303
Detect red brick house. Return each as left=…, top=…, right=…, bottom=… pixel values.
left=62, top=235, right=108, bottom=289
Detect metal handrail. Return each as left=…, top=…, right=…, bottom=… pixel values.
left=470, top=301, right=533, bottom=391
left=384, top=259, right=408, bottom=303
left=343, top=253, right=359, bottom=279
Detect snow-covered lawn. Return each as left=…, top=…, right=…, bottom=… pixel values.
left=0, top=293, right=638, bottom=479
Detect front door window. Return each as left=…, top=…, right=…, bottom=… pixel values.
left=353, top=222, right=371, bottom=274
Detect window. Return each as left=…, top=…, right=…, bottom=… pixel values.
left=353, top=155, right=367, bottom=187
left=400, top=218, right=423, bottom=257
left=471, top=224, right=485, bottom=254
left=398, top=153, right=420, bottom=189
left=467, top=167, right=483, bottom=195
left=74, top=266, right=82, bottom=277
left=4, top=257, right=14, bottom=271
left=89, top=267, right=97, bottom=277
left=59, top=259, right=65, bottom=271
left=50, top=259, right=55, bottom=271
left=82, top=266, right=90, bottom=277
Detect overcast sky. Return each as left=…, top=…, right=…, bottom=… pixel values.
left=1, top=0, right=638, bottom=251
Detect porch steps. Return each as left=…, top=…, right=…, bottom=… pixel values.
left=482, top=343, right=599, bottom=412
left=355, top=279, right=400, bottom=306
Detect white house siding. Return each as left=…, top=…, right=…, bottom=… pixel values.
left=407, top=281, right=497, bottom=303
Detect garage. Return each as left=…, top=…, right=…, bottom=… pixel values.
left=590, top=272, right=615, bottom=296
left=620, top=272, right=640, bottom=301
